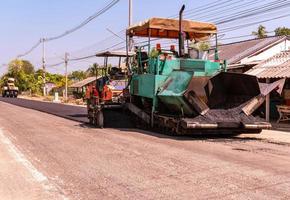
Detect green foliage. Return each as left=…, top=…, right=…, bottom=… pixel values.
left=69, top=70, right=87, bottom=81
left=1, top=60, right=115, bottom=96
left=0, top=60, right=68, bottom=95
left=275, top=27, right=290, bottom=36
left=2, top=59, right=36, bottom=92
left=252, top=25, right=268, bottom=39
left=150, top=48, right=159, bottom=58
left=189, top=41, right=211, bottom=51
left=86, top=63, right=106, bottom=77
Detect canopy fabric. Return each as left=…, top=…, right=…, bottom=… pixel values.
left=127, top=17, right=217, bottom=41
left=95, top=51, right=135, bottom=57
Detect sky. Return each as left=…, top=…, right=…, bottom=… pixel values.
left=0, top=0, right=290, bottom=75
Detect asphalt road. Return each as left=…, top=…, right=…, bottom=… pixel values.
left=0, top=97, right=133, bottom=128
left=1, top=100, right=290, bottom=199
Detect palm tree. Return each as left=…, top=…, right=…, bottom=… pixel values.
left=86, top=63, right=99, bottom=77
left=252, top=25, right=268, bottom=39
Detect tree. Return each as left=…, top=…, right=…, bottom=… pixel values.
left=252, top=25, right=268, bottom=39
left=4, top=59, right=36, bottom=92
left=69, top=70, right=87, bottom=81
left=275, top=27, right=290, bottom=36
left=8, top=59, right=34, bottom=76
left=189, top=41, right=211, bottom=51
left=86, top=63, right=105, bottom=77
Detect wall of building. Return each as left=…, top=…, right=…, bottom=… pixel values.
left=241, top=39, right=290, bottom=64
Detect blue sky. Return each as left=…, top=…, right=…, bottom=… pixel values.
left=0, top=0, right=289, bottom=75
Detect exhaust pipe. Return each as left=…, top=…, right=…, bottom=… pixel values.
left=179, top=5, right=185, bottom=58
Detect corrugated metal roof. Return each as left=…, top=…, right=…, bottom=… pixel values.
left=209, top=36, right=287, bottom=65
left=69, top=77, right=97, bottom=88
left=246, top=51, right=290, bottom=78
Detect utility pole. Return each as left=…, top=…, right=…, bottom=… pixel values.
left=42, top=38, right=46, bottom=96
left=128, top=0, right=133, bottom=50
left=64, top=52, right=69, bottom=102
left=266, top=78, right=270, bottom=122
left=129, top=0, right=133, bottom=26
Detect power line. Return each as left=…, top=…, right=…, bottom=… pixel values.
left=39, top=0, right=290, bottom=70
left=219, top=13, right=290, bottom=33
left=17, top=39, right=42, bottom=58
left=169, top=0, right=237, bottom=18
left=16, top=0, right=120, bottom=58
left=215, top=0, right=290, bottom=24
left=194, top=0, right=264, bottom=21
left=186, top=0, right=243, bottom=20
left=45, top=0, right=262, bottom=65
left=45, top=0, right=120, bottom=41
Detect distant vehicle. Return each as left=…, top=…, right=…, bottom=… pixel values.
left=2, top=78, right=18, bottom=98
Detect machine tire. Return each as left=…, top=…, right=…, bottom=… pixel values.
left=95, top=111, right=104, bottom=128
left=89, top=117, right=94, bottom=125
left=244, top=129, right=262, bottom=134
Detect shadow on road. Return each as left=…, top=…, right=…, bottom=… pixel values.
left=0, top=97, right=264, bottom=142
left=76, top=122, right=263, bottom=142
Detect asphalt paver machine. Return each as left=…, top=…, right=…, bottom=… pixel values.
left=125, top=5, right=284, bottom=135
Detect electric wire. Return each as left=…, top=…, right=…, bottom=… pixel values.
left=17, top=39, right=42, bottom=58
left=36, top=0, right=290, bottom=71
left=169, top=0, right=237, bottom=18
left=194, top=0, right=265, bottom=21
left=219, top=14, right=290, bottom=33
left=16, top=0, right=120, bottom=58
left=186, top=0, right=244, bottom=20
left=45, top=0, right=120, bottom=41
left=214, top=0, right=290, bottom=24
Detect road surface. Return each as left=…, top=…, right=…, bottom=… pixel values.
left=0, top=99, right=290, bottom=199
left=0, top=97, right=133, bottom=128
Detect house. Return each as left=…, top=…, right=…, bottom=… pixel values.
left=209, top=36, right=290, bottom=72
left=246, top=50, right=290, bottom=121
left=70, top=76, right=128, bottom=100
left=70, top=77, right=97, bottom=98
left=45, top=82, right=57, bottom=94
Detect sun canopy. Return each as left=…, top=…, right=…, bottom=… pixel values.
left=127, top=17, right=217, bottom=41
left=95, top=51, right=135, bottom=57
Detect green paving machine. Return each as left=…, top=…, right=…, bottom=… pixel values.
left=125, top=5, right=284, bottom=135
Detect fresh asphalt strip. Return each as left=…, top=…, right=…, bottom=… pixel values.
left=0, top=97, right=134, bottom=128
left=0, top=97, right=89, bottom=123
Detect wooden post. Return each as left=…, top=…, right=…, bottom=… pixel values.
left=266, top=78, right=270, bottom=122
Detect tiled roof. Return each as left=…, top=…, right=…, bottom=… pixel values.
left=209, top=36, right=287, bottom=64
left=246, top=51, right=290, bottom=78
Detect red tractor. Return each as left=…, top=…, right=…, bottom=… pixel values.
left=85, top=51, right=135, bottom=128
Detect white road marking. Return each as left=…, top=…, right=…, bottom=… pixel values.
left=0, top=128, right=69, bottom=200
